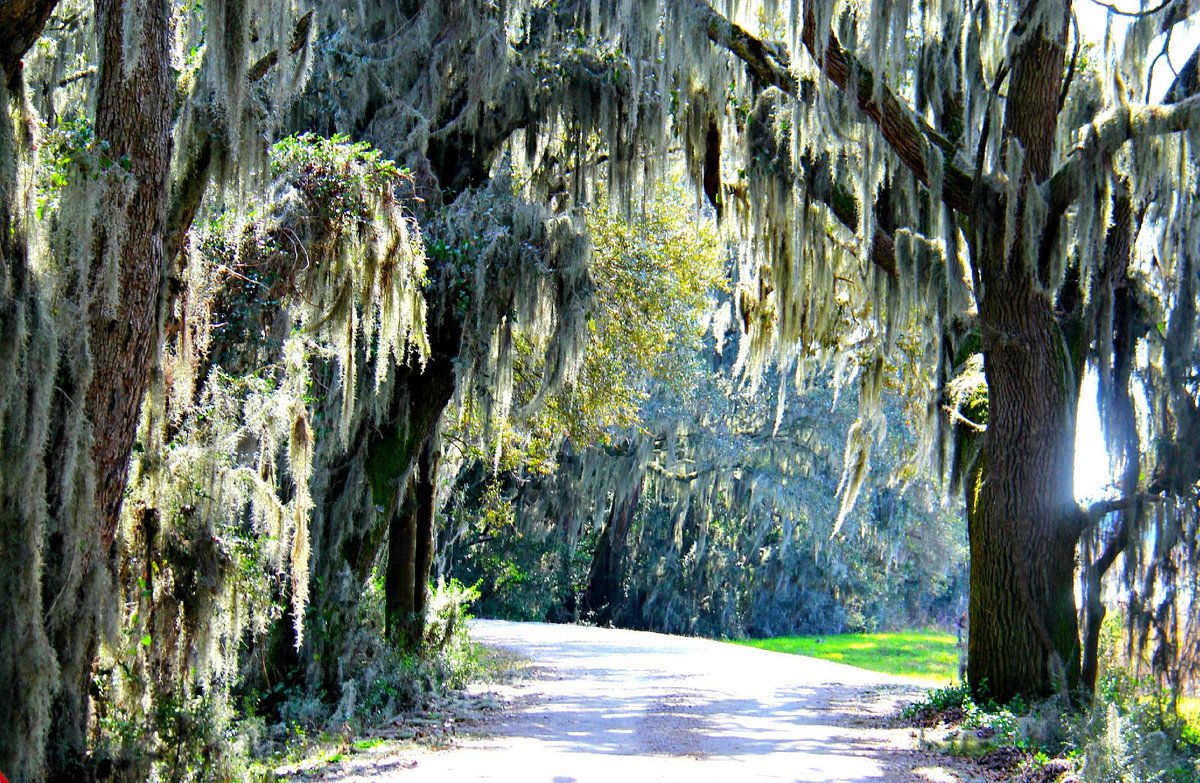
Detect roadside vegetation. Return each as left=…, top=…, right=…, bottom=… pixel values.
left=743, top=622, right=1200, bottom=782
left=899, top=677, right=1200, bottom=783
left=246, top=581, right=517, bottom=781
left=7, top=1, right=1200, bottom=781
left=898, top=619, right=1200, bottom=782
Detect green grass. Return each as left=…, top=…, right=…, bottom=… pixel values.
left=734, top=629, right=960, bottom=684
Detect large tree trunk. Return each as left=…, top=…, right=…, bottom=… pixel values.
left=87, top=0, right=174, bottom=555
left=583, top=479, right=643, bottom=625
left=375, top=334, right=456, bottom=646
left=969, top=275, right=1082, bottom=701
left=964, top=1, right=1081, bottom=703
left=0, top=0, right=59, bottom=88
left=386, top=468, right=420, bottom=639
left=412, top=441, right=439, bottom=623
left=42, top=0, right=174, bottom=776
left=385, top=437, right=439, bottom=644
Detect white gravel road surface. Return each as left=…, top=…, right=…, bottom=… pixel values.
left=334, top=619, right=931, bottom=783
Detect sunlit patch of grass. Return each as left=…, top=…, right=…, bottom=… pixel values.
left=352, top=737, right=387, bottom=751
left=734, top=630, right=960, bottom=684
left=1180, top=695, right=1200, bottom=744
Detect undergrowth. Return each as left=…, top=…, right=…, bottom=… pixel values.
left=902, top=676, right=1200, bottom=782
left=237, top=579, right=486, bottom=781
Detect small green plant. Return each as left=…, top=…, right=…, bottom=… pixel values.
left=36, top=115, right=131, bottom=219
left=961, top=696, right=1021, bottom=744
left=901, top=680, right=973, bottom=719
left=424, top=577, right=483, bottom=688
left=351, top=737, right=386, bottom=751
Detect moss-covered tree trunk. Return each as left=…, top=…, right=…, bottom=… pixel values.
left=385, top=437, right=439, bottom=644
left=39, top=0, right=174, bottom=778
left=386, top=468, right=420, bottom=639
left=412, top=440, right=438, bottom=624
left=969, top=274, right=1083, bottom=701
left=961, top=3, right=1087, bottom=702
left=371, top=324, right=457, bottom=646
left=0, top=81, right=60, bottom=783
left=583, top=479, right=643, bottom=625
left=0, top=4, right=67, bottom=778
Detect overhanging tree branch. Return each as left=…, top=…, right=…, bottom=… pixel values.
left=0, top=0, right=59, bottom=88
left=694, top=1, right=898, bottom=275
left=1164, top=40, right=1200, bottom=103
left=1048, top=93, right=1200, bottom=216
left=793, top=0, right=978, bottom=213
left=695, top=1, right=797, bottom=93
left=1124, top=0, right=1200, bottom=36
left=1080, top=492, right=1163, bottom=530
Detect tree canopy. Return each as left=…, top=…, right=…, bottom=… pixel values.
left=2, top=0, right=1200, bottom=780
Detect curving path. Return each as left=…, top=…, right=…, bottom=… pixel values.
left=323, top=620, right=937, bottom=782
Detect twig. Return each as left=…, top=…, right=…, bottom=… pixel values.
left=943, top=405, right=986, bottom=432
left=1060, top=12, right=1082, bottom=112
left=1086, top=0, right=1175, bottom=18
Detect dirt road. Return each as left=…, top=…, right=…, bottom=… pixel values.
left=311, top=620, right=953, bottom=782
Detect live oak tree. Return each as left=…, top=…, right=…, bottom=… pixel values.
left=684, top=0, right=1200, bottom=702
left=2, top=0, right=176, bottom=776
left=417, top=0, right=1200, bottom=701
left=4, top=1, right=647, bottom=777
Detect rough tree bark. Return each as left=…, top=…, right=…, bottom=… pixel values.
left=42, top=0, right=175, bottom=776
left=583, top=479, right=644, bottom=626
left=373, top=329, right=457, bottom=645
left=968, top=273, right=1082, bottom=698
left=963, top=2, right=1084, bottom=701
left=0, top=0, right=59, bottom=89
left=386, top=468, right=420, bottom=638
left=87, top=0, right=174, bottom=555
left=786, top=0, right=1083, bottom=699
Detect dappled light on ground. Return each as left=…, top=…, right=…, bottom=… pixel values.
left=294, top=621, right=935, bottom=782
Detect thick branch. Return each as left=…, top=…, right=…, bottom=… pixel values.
left=791, top=1, right=977, bottom=213
left=1081, top=492, right=1161, bottom=527
left=1126, top=0, right=1200, bottom=37
left=807, top=152, right=898, bottom=276
left=695, top=2, right=897, bottom=275
left=0, top=0, right=59, bottom=88
left=1048, top=95, right=1200, bottom=215
left=1164, top=40, right=1200, bottom=103
left=247, top=10, right=312, bottom=83
left=647, top=460, right=703, bottom=482
left=164, top=125, right=216, bottom=267
left=695, top=1, right=797, bottom=93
